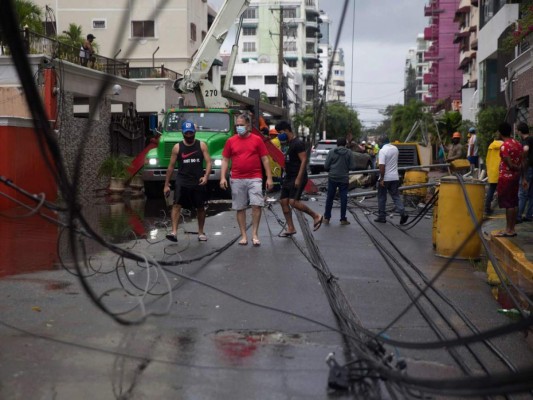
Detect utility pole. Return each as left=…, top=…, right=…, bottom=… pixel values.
left=277, top=6, right=284, bottom=107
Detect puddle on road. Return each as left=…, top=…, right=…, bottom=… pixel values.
left=0, top=194, right=231, bottom=278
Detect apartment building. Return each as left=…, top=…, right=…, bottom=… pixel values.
left=405, top=34, right=430, bottom=103
left=477, top=0, right=520, bottom=109
left=233, top=0, right=324, bottom=111
left=423, top=0, right=463, bottom=109
left=454, top=0, right=479, bottom=121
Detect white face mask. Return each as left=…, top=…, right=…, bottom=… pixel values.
left=236, top=125, right=247, bottom=135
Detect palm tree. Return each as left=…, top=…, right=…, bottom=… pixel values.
left=15, top=0, right=43, bottom=33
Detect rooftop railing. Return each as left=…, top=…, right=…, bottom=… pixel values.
left=21, top=28, right=129, bottom=78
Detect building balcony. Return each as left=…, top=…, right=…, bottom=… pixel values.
left=424, top=49, right=439, bottom=61
left=453, top=5, right=471, bottom=23
left=423, top=73, right=437, bottom=85
left=424, top=2, right=443, bottom=16
left=424, top=26, right=438, bottom=41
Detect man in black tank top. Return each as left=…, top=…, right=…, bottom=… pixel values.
left=164, top=120, right=212, bottom=242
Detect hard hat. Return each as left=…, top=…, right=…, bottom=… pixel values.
left=468, top=127, right=476, bottom=133
left=361, top=140, right=366, bottom=144
left=452, top=132, right=461, bottom=139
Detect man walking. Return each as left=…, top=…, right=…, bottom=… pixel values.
left=323, top=137, right=356, bottom=225
left=517, top=122, right=533, bottom=223
left=374, top=136, right=408, bottom=225
left=495, top=122, right=523, bottom=237
left=275, top=121, right=323, bottom=237
left=220, top=113, right=273, bottom=246
left=164, top=120, right=212, bottom=242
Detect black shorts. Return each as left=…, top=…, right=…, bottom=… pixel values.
left=173, top=184, right=206, bottom=209
left=280, top=176, right=307, bottom=200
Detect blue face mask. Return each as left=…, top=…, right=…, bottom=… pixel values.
left=236, top=126, right=247, bottom=135
left=277, top=132, right=288, bottom=142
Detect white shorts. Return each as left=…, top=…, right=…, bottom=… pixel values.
left=230, top=178, right=264, bottom=210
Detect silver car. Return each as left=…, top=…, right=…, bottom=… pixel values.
left=309, top=140, right=372, bottom=175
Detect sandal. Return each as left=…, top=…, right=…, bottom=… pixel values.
left=166, top=233, right=178, bottom=242
left=252, top=238, right=261, bottom=247
left=279, top=231, right=296, bottom=238
left=313, top=215, right=324, bottom=231
left=198, top=234, right=208, bottom=241
left=238, top=239, right=248, bottom=246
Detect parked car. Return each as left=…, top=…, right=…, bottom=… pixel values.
left=309, top=139, right=373, bottom=175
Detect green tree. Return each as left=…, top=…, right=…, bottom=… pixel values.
left=292, top=106, right=314, bottom=137
left=325, top=101, right=362, bottom=140
left=390, top=100, right=429, bottom=142
left=15, top=0, right=43, bottom=33
left=404, top=65, right=417, bottom=104
left=477, top=106, right=507, bottom=160
left=436, top=111, right=462, bottom=137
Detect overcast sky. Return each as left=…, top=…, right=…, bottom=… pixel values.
left=208, top=0, right=428, bottom=128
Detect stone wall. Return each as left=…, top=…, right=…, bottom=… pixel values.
left=58, top=92, right=111, bottom=203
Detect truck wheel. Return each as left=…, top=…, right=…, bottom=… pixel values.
left=144, top=182, right=164, bottom=199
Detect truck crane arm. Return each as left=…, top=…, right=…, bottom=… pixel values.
left=173, top=0, right=250, bottom=107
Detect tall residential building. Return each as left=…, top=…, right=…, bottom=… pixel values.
left=454, top=0, right=479, bottom=121
left=233, top=0, right=323, bottom=111
left=423, top=0, right=463, bottom=109
left=328, top=49, right=346, bottom=102
left=405, top=34, right=430, bottom=104
left=477, top=0, right=520, bottom=110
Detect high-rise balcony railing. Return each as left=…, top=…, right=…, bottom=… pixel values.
left=424, top=25, right=438, bottom=41
left=423, top=73, right=437, bottom=85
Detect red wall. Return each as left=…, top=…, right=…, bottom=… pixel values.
left=0, top=125, right=57, bottom=211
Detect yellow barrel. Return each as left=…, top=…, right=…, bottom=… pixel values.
left=403, top=170, right=429, bottom=198
left=432, top=192, right=438, bottom=248
left=435, top=176, right=485, bottom=259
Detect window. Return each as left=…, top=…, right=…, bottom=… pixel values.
left=243, top=42, right=256, bottom=52
left=306, top=43, right=315, bottom=53
left=286, top=59, right=297, bottom=67
left=283, top=8, right=297, bottom=19
left=242, top=7, right=257, bottom=19
left=284, top=27, right=297, bottom=38
left=306, top=90, right=314, bottom=101
left=283, top=41, right=296, bottom=51
left=265, top=75, right=277, bottom=85
left=190, top=23, right=197, bottom=41
left=131, top=21, right=155, bottom=38
left=92, top=19, right=106, bottom=29
left=243, top=27, right=256, bottom=36
left=202, top=31, right=207, bottom=41
left=306, top=76, right=314, bottom=85
left=233, top=76, right=246, bottom=85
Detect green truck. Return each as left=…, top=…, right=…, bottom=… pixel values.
left=142, top=107, right=238, bottom=198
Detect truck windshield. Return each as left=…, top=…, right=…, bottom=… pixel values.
left=165, top=112, right=231, bottom=133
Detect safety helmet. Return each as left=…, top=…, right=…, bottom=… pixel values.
left=468, top=127, right=476, bottom=133
left=452, top=132, right=461, bottom=139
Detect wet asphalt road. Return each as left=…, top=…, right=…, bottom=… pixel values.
left=0, top=187, right=532, bottom=399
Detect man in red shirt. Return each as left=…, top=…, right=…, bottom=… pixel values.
left=220, top=113, right=273, bottom=246
left=495, top=122, right=524, bottom=237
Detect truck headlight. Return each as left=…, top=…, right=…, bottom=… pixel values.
left=148, top=158, right=158, bottom=166
left=213, top=159, right=222, bottom=167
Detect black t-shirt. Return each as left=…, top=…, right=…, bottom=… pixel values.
left=176, top=140, right=204, bottom=187
left=284, top=137, right=307, bottom=178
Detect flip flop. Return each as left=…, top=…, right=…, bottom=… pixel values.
left=238, top=239, right=248, bottom=246
left=198, top=234, right=208, bottom=241
left=166, top=233, right=178, bottom=242
left=252, top=238, right=261, bottom=247
left=313, top=215, right=324, bottom=231
left=279, top=231, right=296, bottom=238
left=494, top=231, right=517, bottom=237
